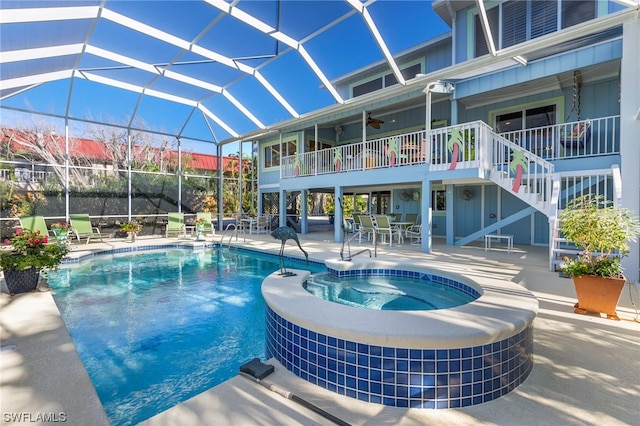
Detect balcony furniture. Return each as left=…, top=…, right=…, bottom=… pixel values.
left=560, top=121, right=591, bottom=148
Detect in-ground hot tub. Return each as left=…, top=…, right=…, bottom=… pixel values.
left=263, top=259, right=538, bottom=409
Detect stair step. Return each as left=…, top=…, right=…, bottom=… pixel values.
left=552, top=248, right=582, bottom=256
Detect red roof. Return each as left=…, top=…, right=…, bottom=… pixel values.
left=1, top=128, right=242, bottom=172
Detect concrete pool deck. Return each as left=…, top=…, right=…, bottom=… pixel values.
left=1, top=232, right=639, bottom=425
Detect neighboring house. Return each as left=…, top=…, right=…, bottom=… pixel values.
left=1, top=128, right=243, bottom=184
left=253, top=1, right=639, bottom=282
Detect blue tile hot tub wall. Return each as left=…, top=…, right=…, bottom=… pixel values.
left=265, top=306, right=534, bottom=409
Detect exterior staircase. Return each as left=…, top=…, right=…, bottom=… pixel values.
left=482, top=124, right=619, bottom=271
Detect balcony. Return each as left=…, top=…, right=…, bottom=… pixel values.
left=280, top=116, right=620, bottom=179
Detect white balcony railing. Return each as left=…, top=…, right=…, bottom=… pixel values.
left=499, top=116, right=620, bottom=160
left=280, top=116, right=620, bottom=179
left=0, top=168, right=52, bottom=183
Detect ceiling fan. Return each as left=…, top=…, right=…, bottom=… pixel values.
left=366, top=112, right=384, bottom=129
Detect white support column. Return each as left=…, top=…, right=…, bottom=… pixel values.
left=620, top=15, right=640, bottom=283
left=177, top=138, right=182, bottom=213
left=217, top=143, right=223, bottom=231
left=64, top=120, right=70, bottom=221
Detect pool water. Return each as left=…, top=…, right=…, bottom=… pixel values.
left=47, top=248, right=323, bottom=426
left=304, top=272, right=476, bottom=310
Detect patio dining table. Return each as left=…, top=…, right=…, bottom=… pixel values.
left=390, top=221, right=414, bottom=237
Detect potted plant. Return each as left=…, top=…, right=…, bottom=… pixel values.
left=120, top=221, right=143, bottom=242
left=50, top=221, right=71, bottom=245
left=193, top=217, right=208, bottom=241
left=1, top=229, right=70, bottom=294
left=560, top=195, right=640, bottom=320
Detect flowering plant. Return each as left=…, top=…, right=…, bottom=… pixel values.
left=120, top=221, right=143, bottom=233
left=50, top=222, right=71, bottom=231
left=0, top=229, right=70, bottom=271
left=193, top=217, right=209, bottom=226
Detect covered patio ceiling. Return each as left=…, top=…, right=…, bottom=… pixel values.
left=0, top=0, right=451, bottom=145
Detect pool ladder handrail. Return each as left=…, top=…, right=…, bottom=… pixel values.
left=221, top=223, right=244, bottom=247
left=340, top=224, right=373, bottom=261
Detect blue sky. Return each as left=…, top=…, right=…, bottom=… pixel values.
left=1, top=1, right=451, bottom=154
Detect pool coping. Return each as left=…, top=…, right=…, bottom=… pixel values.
left=262, top=258, right=539, bottom=348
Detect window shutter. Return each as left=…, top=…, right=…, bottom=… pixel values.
left=531, top=0, right=558, bottom=39
left=474, top=14, right=488, bottom=57
left=562, top=0, right=596, bottom=29
left=474, top=7, right=498, bottom=57
left=502, top=0, right=527, bottom=48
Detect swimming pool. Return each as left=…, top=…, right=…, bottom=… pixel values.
left=47, top=247, right=323, bottom=426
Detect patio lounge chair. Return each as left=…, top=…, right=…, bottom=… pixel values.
left=196, top=212, right=214, bottom=236
left=69, top=214, right=103, bottom=244
left=19, top=215, right=55, bottom=238
left=166, top=212, right=185, bottom=238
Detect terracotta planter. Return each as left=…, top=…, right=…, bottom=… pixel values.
left=4, top=267, right=40, bottom=294
left=572, top=275, right=626, bottom=320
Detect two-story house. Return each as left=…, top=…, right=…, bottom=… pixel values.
left=253, top=0, right=639, bottom=283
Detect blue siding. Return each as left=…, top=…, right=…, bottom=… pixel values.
left=455, top=40, right=622, bottom=100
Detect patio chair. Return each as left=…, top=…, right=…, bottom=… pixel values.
left=405, top=224, right=422, bottom=245
left=356, top=215, right=376, bottom=243
left=403, top=213, right=418, bottom=225
left=19, top=215, right=55, bottom=238
left=166, top=212, right=185, bottom=238
left=69, top=214, right=103, bottom=244
left=373, top=215, right=403, bottom=246
left=196, top=212, right=214, bottom=236
left=251, top=215, right=269, bottom=234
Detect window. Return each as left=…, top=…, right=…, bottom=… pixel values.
left=474, top=1, right=596, bottom=57
left=263, top=140, right=297, bottom=169
left=352, top=63, right=422, bottom=98
left=306, top=140, right=332, bottom=152
left=432, top=190, right=446, bottom=212
left=495, top=104, right=556, bottom=132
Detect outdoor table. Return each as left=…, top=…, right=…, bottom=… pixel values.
left=390, top=221, right=414, bottom=237
left=240, top=218, right=257, bottom=234
left=484, top=234, right=514, bottom=253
